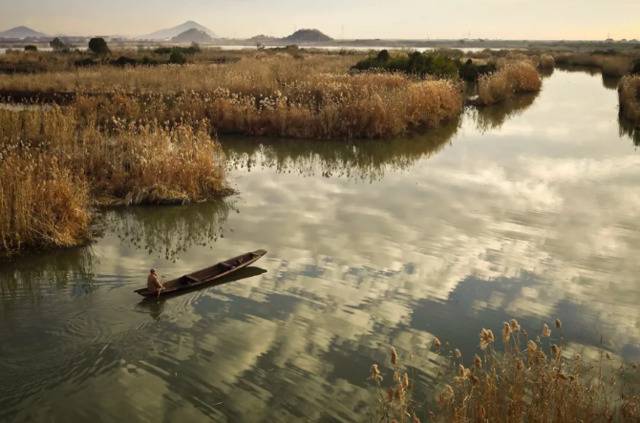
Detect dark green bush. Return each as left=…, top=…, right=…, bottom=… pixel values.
left=377, top=49, right=390, bottom=62
left=169, top=51, right=187, bottom=64
left=352, top=50, right=460, bottom=78
left=74, top=58, right=98, bottom=67
left=111, top=56, right=138, bottom=67
left=24, top=45, right=38, bottom=52
left=459, top=59, right=497, bottom=81
left=88, top=38, right=110, bottom=55
left=50, top=37, right=68, bottom=52
left=153, top=45, right=200, bottom=56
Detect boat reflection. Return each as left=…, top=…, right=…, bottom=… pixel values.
left=137, top=266, right=268, bottom=319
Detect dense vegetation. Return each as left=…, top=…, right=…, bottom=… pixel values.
left=0, top=107, right=227, bottom=256
left=352, top=50, right=498, bottom=81
left=619, top=75, right=640, bottom=127
left=0, top=55, right=464, bottom=139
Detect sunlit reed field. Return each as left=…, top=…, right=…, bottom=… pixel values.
left=0, top=107, right=226, bottom=255
left=477, top=62, right=542, bottom=106
left=0, top=55, right=464, bottom=139
left=619, top=75, right=640, bottom=127
left=372, top=321, right=640, bottom=422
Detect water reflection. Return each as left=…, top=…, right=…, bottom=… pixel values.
left=104, top=199, right=235, bottom=262
left=0, top=247, right=95, bottom=298
left=619, top=116, right=640, bottom=147
left=471, top=92, right=539, bottom=133
left=602, top=74, right=622, bottom=90
left=224, top=118, right=460, bottom=182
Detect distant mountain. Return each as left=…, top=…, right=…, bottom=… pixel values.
left=0, top=26, right=47, bottom=39
left=282, top=29, right=332, bottom=43
left=142, top=21, right=216, bottom=41
left=170, top=28, right=213, bottom=43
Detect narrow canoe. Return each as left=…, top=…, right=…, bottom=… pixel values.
left=135, top=249, right=267, bottom=298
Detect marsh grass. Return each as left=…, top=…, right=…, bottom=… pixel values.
left=618, top=75, right=640, bottom=127
left=554, top=53, right=634, bottom=77
left=477, top=62, right=542, bottom=106
left=0, top=55, right=463, bottom=139
left=0, top=107, right=227, bottom=255
left=372, top=320, right=640, bottom=422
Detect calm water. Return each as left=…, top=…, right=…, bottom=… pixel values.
left=1, top=70, right=639, bottom=422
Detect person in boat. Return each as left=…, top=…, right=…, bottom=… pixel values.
left=147, top=268, right=165, bottom=298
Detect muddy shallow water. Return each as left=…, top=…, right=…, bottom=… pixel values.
left=1, top=70, right=639, bottom=422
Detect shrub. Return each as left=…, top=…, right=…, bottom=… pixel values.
left=377, top=49, right=391, bottom=62
left=111, top=56, right=138, bottom=67
left=459, top=59, right=497, bottom=81
left=24, top=45, right=38, bottom=52
left=74, top=57, right=98, bottom=67
left=539, top=54, right=555, bottom=69
left=88, top=37, right=110, bottom=55
left=49, top=37, right=68, bottom=52
left=153, top=45, right=200, bottom=56
left=169, top=51, right=187, bottom=64
left=353, top=50, right=460, bottom=78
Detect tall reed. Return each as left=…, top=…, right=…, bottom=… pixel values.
left=0, top=55, right=463, bottom=139
left=371, top=321, right=640, bottom=422
left=477, top=62, right=542, bottom=106
left=619, top=75, right=640, bottom=126
left=0, top=153, right=91, bottom=254
left=0, top=107, right=227, bottom=255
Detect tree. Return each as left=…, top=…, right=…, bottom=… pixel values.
left=50, top=37, right=68, bottom=52
left=88, top=38, right=110, bottom=55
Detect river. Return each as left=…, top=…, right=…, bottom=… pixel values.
left=1, top=69, right=639, bottom=422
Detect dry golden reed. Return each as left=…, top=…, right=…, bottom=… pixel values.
left=554, top=53, right=634, bottom=77
left=0, top=154, right=91, bottom=253
left=0, top=55, right=463, bottom=139
left=372, top=319, right=640, bottom=423
left=0, top=107, right=227, bottom=255
left=477, top=62, right=542, bottom=106
left=619, top=75, right=640, bottom=126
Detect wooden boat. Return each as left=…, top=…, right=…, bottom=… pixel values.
left=135, top=249, right=267, bottom=298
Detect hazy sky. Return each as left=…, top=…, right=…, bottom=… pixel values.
left=1, top=0, right=639, bottom=40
